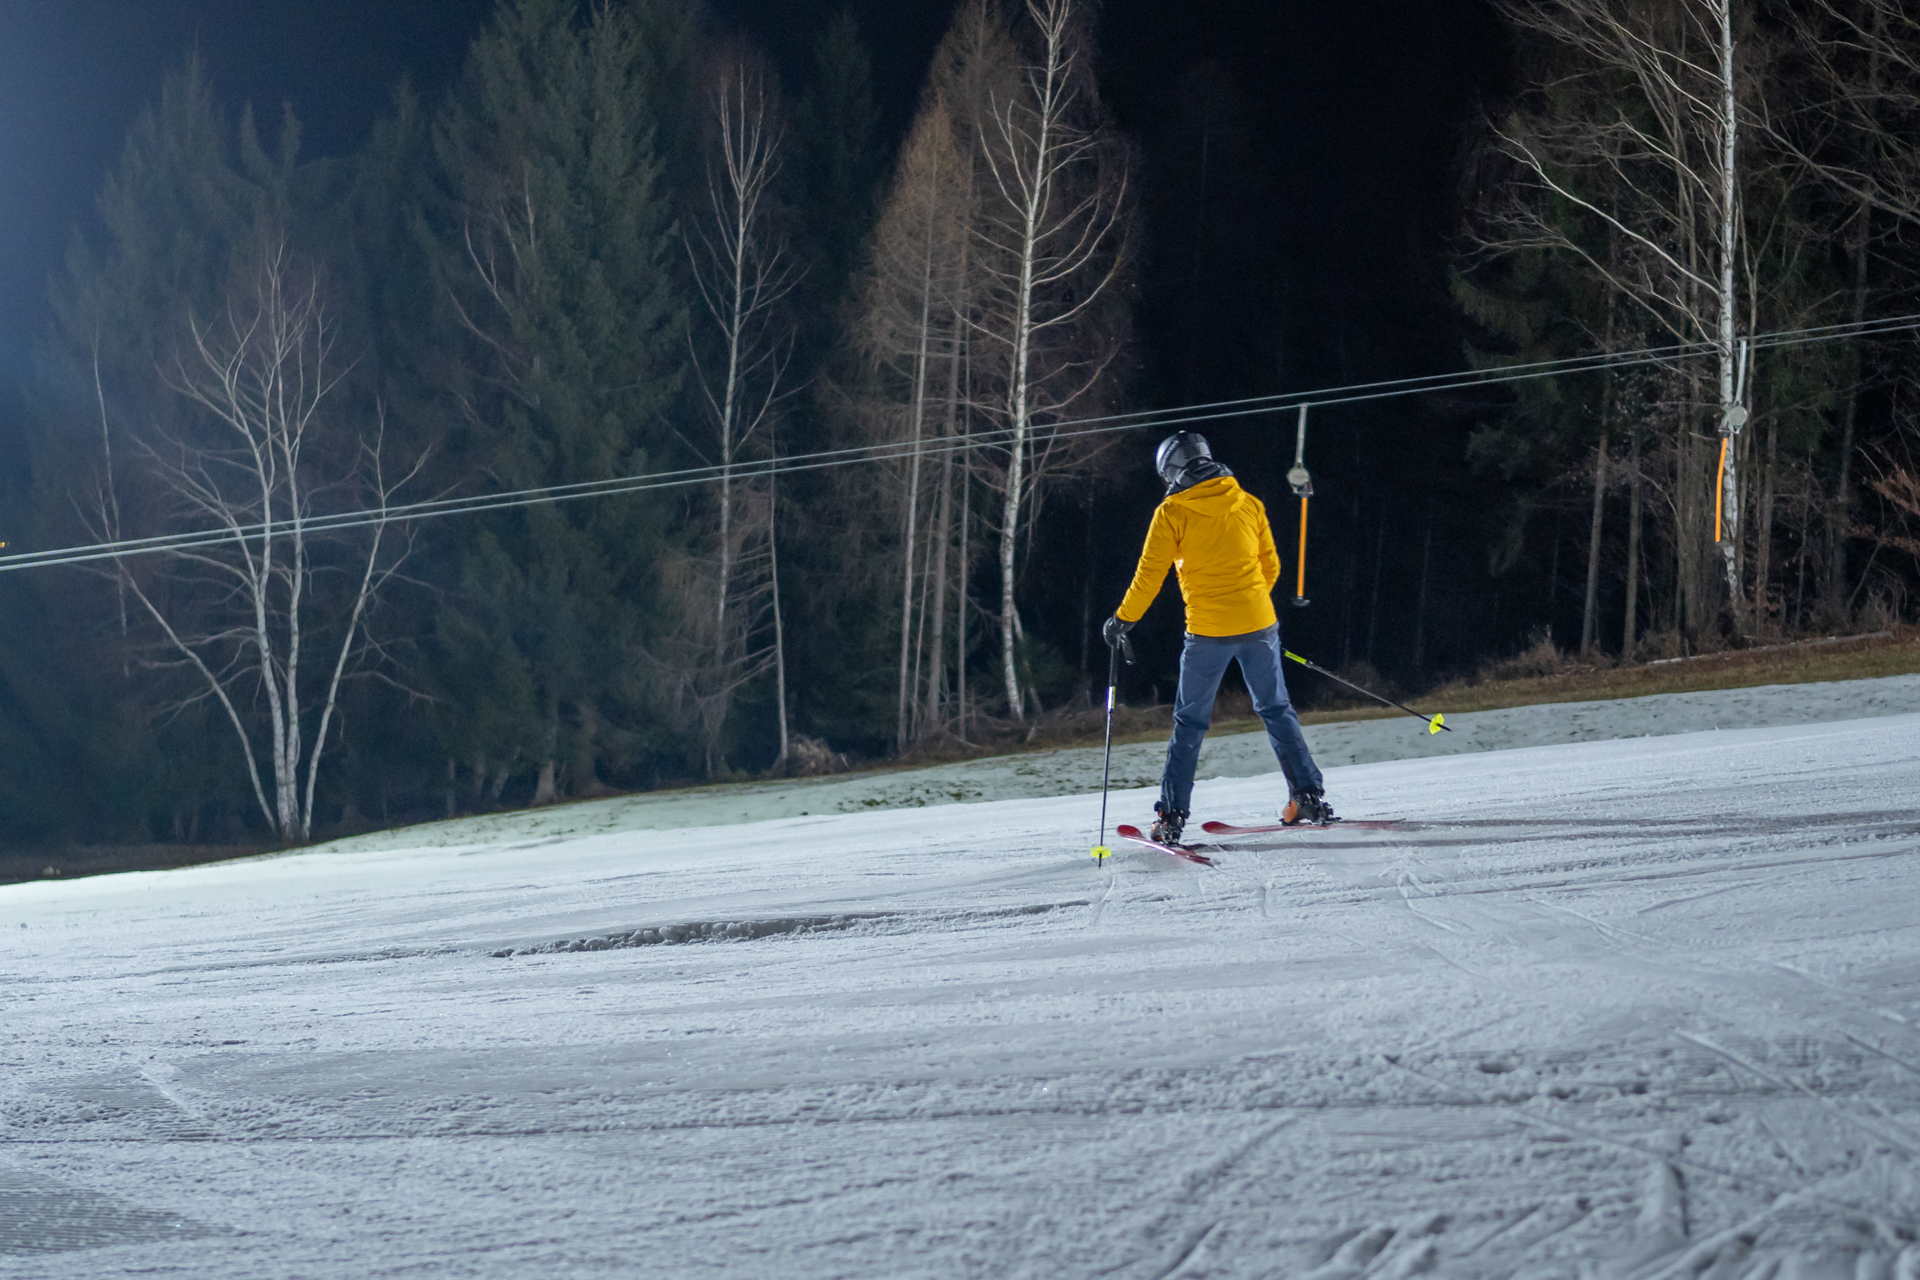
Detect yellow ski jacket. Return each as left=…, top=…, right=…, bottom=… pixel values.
left=1115, top=475, right=1280, bottom=637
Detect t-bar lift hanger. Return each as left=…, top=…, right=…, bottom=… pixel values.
left=1287, top=404, right=1313, bottom=607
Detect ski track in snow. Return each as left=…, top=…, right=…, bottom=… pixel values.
left=0, top=677, right=1918, bottom=1277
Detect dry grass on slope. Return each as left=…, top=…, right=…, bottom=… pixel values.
left=906, top=626, right=1920, bottom=757
left=1290, top=625, right=1920, bottom=728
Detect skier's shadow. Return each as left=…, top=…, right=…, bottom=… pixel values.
left=1211, top=810, right=1920, bottom=854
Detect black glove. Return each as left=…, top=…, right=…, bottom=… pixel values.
left=1102, top=615, right=1135, bottom=649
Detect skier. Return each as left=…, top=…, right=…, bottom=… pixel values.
left=1102, top=431, right=1331, bottom=846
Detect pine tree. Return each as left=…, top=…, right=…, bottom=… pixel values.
left=426, top=0, right=687, bottom=803
left=793, top=7, right=885, bottom=329
left=767, top=7, right=894, bottom=759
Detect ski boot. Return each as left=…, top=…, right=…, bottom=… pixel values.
left=1282, top=788, right=1335, bottom=826
left=1150, top=802, right=1188, bottom=847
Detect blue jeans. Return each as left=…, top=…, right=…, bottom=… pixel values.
left=1159, top=624, right=1322, bottom=816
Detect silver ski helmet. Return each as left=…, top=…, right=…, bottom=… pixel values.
left=1154, top=431, right=1213, bottom=488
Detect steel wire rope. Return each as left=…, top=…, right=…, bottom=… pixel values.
left=16, top=308, right=1920, bottom=571
left=8, top=310, right=1920, bottom=575
left=22, top=310, right=1920, bottom=565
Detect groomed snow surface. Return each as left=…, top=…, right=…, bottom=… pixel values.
left=4, top=676, right=1920, bottom=1278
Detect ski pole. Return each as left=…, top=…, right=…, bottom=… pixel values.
left=1282, top=648, right=1451, bottom=733
left=1091, top=632, right=1135, bottom=865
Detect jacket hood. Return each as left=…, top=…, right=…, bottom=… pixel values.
left=1165, top=459, right=1234, bottom=496
left=1168, top=473, right=1243, bottom=513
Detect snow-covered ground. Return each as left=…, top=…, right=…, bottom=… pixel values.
left=4, top=676, right=1920, bottom=1277
left=312, top=671, right=1920, bottom=845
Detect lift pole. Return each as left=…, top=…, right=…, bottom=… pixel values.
left=1288, top=404, right=1313, bottom=607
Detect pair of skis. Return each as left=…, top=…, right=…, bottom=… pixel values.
left=1113, top=817, right=1402, bottom=867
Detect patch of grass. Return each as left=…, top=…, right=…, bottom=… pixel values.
left=0, top=843, right=271, bottom=887
left=1424, top=625, right=1918, bottom=712
left=898, top=626, right=1920, bottom=754
left=19, top=626, right=1916, bottom=883
left=1286, top=624, right=1920, bottom=728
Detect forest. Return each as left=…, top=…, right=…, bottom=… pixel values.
left=0, top=0, right=1917, bottom=849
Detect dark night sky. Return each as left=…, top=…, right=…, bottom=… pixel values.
left=0, top=0, right=934, bottom=375
left=0, top=0, right=496, bottom=373
left=0, top=0, right=1505, bottom=380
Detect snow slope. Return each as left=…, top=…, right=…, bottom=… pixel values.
left=3, top=678, right=1920, bottom=1277
left=316, top=671, right=1920, bottom=846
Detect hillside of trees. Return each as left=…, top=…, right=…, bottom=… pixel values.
left=1, top=0, right=1916, bottom=850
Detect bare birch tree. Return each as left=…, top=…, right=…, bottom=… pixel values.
left=854, top=101, right=969, bottom=752
left=971, top=0, right=1132, bottom=719
left=847, top=0, right=1131, bottom=746
left=916, top=3, right=1016, bottom=745
left=1766, top=0, right=1920, bottom=229
left=94, top=242, right=415, bottom=841
left=1486, top=0, right=1751, bottom=637
left=1580, top=280, right=1621, bottom=655
left=677, top=52, right=799, bottom=773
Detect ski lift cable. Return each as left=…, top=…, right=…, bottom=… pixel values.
left=6, top=311, right=1918, bottom=575
left=12, top=309, right=1918, bottom=571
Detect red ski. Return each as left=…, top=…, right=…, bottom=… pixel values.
left=1201, top=818, right=1402, bottom=836
left=1114, top=824, right=1215, bottom=867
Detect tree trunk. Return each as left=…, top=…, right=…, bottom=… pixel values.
left=910, top=470, right=941, bottom=740
left=926, top=237, right=971, bottom=738
left=956, top=429, right=971, bottom=741
left=1829, top=204, right=1872, bottom=624
left=716, top=286, right=740, bottom=644
left=999, top=384, right=1030, bottom=720
left=1714, top=0, right=1742, bottom=609
left=1681, top=395, right=1717, bottom=644
left=950, top=156, right=977, bottom=744
left=1078, top=501, right=1093, bottom=685
left=924, top=443, right=955, bottom=734
left=1623, top=425, right=1643, bottom=657
left=770, top=467, right=790, bottom=764
left=1366, top=521, right=1384, bottom=667
left=924, top=352, right=958, bottom=736
left=1581, top=434, right=1608, bottom=656
left=1412, top=501, right=1435, bottom=673
left=1827, top=2, right=1885, bottom=624
left=1755, top=415, right=1777, bottom=636
left=300, top=511, right=388, bottom=840
left=997, top=2, right=1070, bottom=724
left=896, top=227, right=937, bottom=754
left=966, top=0, right=1125, bottom=723
left=1010, top=602, right=1043, bottom=718
left=1794, top=504, right=1809, bottom=632
left=281, top=490, right=308, bottom=839
left=533, top=759, right=559, bottom=806
left=1548, top=507, right=1562, bottom=629
left=1581, top=281, right=1618, bottom=657
left=250, top=495, right=293, bottom=839
left=686, top=65, right=790, bottom=773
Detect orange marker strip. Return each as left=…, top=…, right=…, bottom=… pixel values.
left=1296, top=496, right=1310, bottom=598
